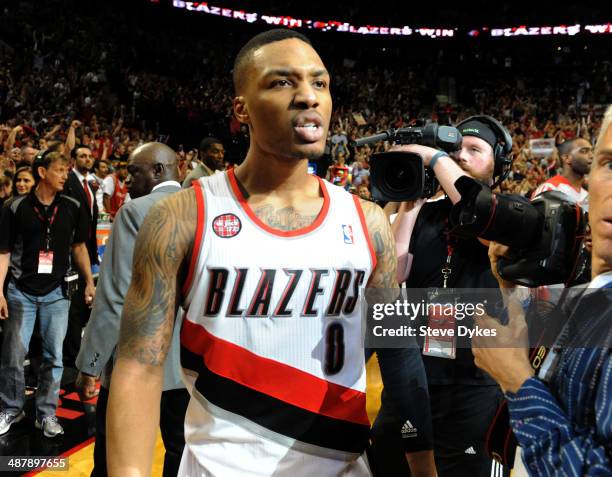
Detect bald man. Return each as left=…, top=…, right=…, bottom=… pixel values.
left=75, top=142, right=188, bottom=477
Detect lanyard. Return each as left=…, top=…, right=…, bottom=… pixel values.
left=32, top=204, right=59, bottom=251
left=442, top=219, right=456, bottom=288
left=442, top=244, right=453, bottom=288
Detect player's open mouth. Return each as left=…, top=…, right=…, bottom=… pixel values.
left=293, top=114, right=324, bottom=143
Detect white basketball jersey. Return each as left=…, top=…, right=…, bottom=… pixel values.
left=532, top=174, right=588, bottom=208
left=178, top=169, right=376, bottom=477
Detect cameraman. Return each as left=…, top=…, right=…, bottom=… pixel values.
left=377, top=116, right=512, bottom=477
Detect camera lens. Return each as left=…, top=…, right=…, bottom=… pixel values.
left=385, top=161, right=413, bottom=192
left=369, top=151, right=425, bottom=201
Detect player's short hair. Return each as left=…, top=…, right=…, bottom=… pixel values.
left=71, top=144, right=92, bottom=159
left=199, top=137, right=222, bottom=153
left=233, top=29, right=312, bottom=94
left=557, top=138, right=580, bottom=157
left=93, top=159, right=109, bottom=171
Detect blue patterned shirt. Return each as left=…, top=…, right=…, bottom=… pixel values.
left=507, top=273, right=612, bottom=476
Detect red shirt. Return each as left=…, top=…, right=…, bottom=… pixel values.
left=109, top=174, right=128, bottom=218
left=330, top=165, right=349, bottom=187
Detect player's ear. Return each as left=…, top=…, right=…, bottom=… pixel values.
left=233, top=96, right=249, bottom=124
left=561, top=153, right=571, bottom=166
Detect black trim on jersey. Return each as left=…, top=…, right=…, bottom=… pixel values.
left=181, top=346, right=370, bottom=454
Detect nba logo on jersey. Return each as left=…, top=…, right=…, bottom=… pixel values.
left=213, top=213, right=242, bottom=238
left=342, top=224, right=353, bottom=244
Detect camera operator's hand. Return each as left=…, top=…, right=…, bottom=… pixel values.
left=389, top=144, right=439, bottom=166
left=389, top=144, right=466, bottom=204
left=488, top=241, right=517, bottom=289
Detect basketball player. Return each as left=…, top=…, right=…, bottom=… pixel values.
left=107, top=29, right=398, bottom=476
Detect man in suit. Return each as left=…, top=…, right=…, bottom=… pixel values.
left=181, top=137, right=225, bottom=188
left=65, top=145, right=99, bottom=263
left=473, top=104, right=612, bottom=475
left=75, top=142, right=188, bottom=477
left=63, top=145, right=100, bottom=367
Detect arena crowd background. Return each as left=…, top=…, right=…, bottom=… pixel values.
left=0, top=1, right=610, bottom=475
left=0, top=0, right=610, bottom=198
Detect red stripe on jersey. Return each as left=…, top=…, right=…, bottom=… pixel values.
left=181, top=318, right=369, bottom=425
left=227, top=168, right=330, bottom=238
left=533, top=175, right=582, bottom=199
left=182, top=180, right=205, bottom=297
left=545, top=175, right=579, bottom=190
left=352, top=194, right=377, bottom=272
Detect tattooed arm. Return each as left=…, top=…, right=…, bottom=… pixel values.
left=107, top=189, right=196, bottom=477
left=361, top=199, right=398, bottom=289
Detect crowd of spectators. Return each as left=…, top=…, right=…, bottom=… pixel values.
left=0, top=0, right=610, bottom=202
left=0, top=3, right=609, bottom=473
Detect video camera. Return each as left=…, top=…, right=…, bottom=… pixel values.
left=354, top=121, right=587, bottom=287
left=353, top=123, right=462, bottom=202
left=449, top=177, right=588, bottom=287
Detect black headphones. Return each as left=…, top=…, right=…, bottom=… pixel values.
left=456, top=115, right=513, bottom=183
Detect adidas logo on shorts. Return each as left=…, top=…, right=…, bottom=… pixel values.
left=464, top=446, right=477, bottom=455
left=401, top=420, right=417, bottom=438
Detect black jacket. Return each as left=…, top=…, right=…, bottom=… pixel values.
left=63, top=170, right=99, bottom=265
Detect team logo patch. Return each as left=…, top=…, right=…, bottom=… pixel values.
left=342, top=225, right=353, bottom=244
left=213, top=213, right=242, bottom=238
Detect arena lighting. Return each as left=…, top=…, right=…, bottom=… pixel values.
left=487, top=24, right=612, bottom=37
left=168, top=1, right=455, bottom=37
left=164, top=2, right=612, bottom=39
